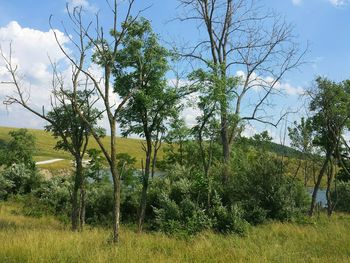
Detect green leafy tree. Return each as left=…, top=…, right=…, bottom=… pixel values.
left=115, top=18, right=181, bottom=232
left=178, top=0, right=306, bottom=181
left=45, top=90, right=104, bottom=231
left=0, top=129, right=36, bottom=170
left=308, top=77, right=350, bottom=216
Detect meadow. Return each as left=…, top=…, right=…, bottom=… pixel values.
left=0, top=126, right=162, bottom=170
left=0, top=201, right=349, bottom=263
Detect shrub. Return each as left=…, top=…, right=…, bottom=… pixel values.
left=333, top=181, right=350, bottom=212
left=210, top=193, right=248, bottom=235
left=85, top=176, right=114, bottom=226
left=31, top=176, right=71, bottom=216
left=229, top=154, right=309, bottom=224
left=0, top=164, right=42, bottom=200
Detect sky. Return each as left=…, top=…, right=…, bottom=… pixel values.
left=0, top=0, right=349, bottom=142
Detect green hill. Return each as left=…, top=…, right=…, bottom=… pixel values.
left=0, top=126, right=302, bottom=171
left=0, top=126, right=154, bottom=170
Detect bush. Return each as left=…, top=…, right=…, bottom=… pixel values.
left=210, top=193, right=248, bottom=235
left=153, top=193, right=212, bottom=235
left=229, top=154, right=309, bottom=224
left=31, top=176, right=71, bottom=217
left=0, top=164, right=42, bottom=200
left=333, top=181, right=350, bottom=212
left=85, top=176, right=114, bottom=226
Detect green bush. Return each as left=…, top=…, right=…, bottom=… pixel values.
left=0, top=164, right=42, bottom=200
left=210, top=193, right=248, bottom=235
left=31, top=176, right=71, bottom=217
left=333, top=181, right=350, bottom=212
left=153, top=193, right=212, bottom=235
left=85, top=175, right=114, bottom=226
left=229, top=154, right=310, bottom=224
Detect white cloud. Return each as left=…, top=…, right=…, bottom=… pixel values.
left=0, top=21, right=70, bottom=129
left=328, top=0, right=349, bottom=7
left=235, top=71, right=305, bottom=96
left=292, top=0, right=303, bottom=6
left=292, top=0, right=349, bottom=7
left=66, top=0, right=97, bottom=13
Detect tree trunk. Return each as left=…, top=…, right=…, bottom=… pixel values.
left=138, top=139, right=152, bottom=233
left=79, top=184, right=86, bottom=231
left=326, top=159, right=334, bottom=216
left=221, top=102, right=230, bottom=182
left=110, top=123, right=121, bottom=243
left=309, top=152, right=332, bottom=216
left=304, top=160, right=308, bottom=187
left=72, top=156, right=83, bottom=231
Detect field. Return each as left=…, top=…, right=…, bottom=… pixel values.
left=0, top=201, right=349, bottom=263
left=0, top=126, right=161, bottom=170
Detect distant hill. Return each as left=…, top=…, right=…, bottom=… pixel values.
left=0, top=126, right=155, bottom=170
left=236, top=137, right=302, bottom=158
left=0, top=126, right=301, bottom=170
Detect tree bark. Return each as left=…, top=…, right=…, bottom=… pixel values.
left=110, top=123, right=121, bottom=243
left=79, top=184, right=86, bottom=231
left=309, top=152, right=332, bottom=216
left=72, top=156, right=83, bottom=231
left=326, top=159, right=334, bottom=216
left=138, top=138, right=152, bottom=233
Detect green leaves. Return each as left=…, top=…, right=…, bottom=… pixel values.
left=0, top=129, right=36, bottom=170
left=114, top=18, right=179, bottom=140
left=309, top=77, right=350, bottom=152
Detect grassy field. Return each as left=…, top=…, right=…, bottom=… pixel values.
left=0, top=201, right=349, bottom=263
left=0, top=126, right=162, bottom=170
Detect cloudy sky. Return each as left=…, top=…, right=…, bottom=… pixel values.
left=0, top=0, right=349, bottom=141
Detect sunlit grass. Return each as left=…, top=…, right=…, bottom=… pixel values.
left=1, top=201, right=350, bottom=262
left=0, top=126, right=164, bottom=170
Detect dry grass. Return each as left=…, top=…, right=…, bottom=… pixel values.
left=1, top=201, right=350, bottom=262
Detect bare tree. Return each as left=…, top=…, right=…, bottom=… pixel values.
left=177, top=0, right=306, bottom=180
left=0, top=45, right=101, bottom=232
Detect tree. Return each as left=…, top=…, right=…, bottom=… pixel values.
left=0, top=129, right=40, bottom=199
left=0, top=42, right=102, bottom=232
left=45, top=89, right=104, bottom=231
left=115, top=18, right=181, bottom=232
left=164, top=118, right=191, bottom=167
left=308, top=77, right=350, bottom=216
left=48, top=1, right=145, bottom=242
left=288, top=117, right=314, bottom=186
left=178, top=0, right=306, bottom=180
left=0, top=129, right=36, bottom=170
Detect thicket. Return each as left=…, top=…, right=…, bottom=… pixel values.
left=0, top=128, right=313, bottom=237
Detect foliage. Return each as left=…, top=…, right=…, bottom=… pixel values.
left=0, top=164, right=42, bottom=200
left=0, top=129, right=36, bottom=169
left=228, top=152, right=309, bottom=224
left=45, top=90, right=104, bottom=154
left=332, top=181, right=350, bottom=212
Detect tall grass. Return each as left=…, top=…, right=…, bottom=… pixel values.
left=1, top=201, right=350, bottom=262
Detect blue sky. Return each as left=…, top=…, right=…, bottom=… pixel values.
left=0, top=0, right=349, bottom=140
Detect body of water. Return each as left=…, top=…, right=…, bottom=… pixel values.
left=308, top=188, right=327, bottom=207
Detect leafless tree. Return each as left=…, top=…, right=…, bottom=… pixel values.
left=0, top=44, right=100, bottom=232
